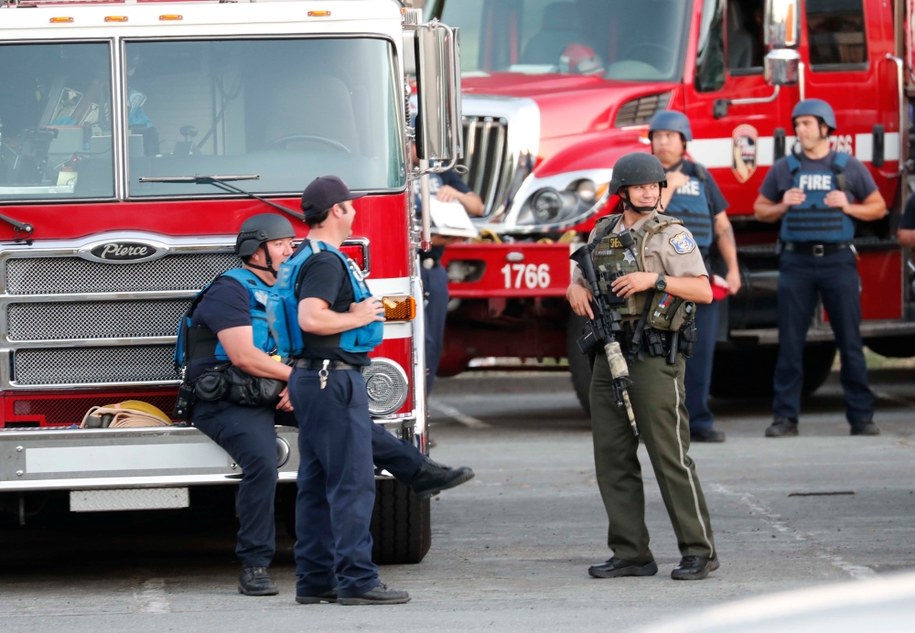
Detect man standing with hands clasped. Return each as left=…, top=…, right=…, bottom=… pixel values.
left=753, top=99, right=886, bottom=438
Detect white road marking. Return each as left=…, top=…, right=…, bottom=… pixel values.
left=134, top=578, right=171, bottom=613
left=430, top=401, right=491, bottom=429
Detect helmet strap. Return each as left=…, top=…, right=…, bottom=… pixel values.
left=246, top=245, right=278, bottom=277
left=620, top=190, right=657, bottom=214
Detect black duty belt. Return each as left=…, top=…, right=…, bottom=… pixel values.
left=294, top=358, right=362, bottom=372
left=782, top=242, right=850, bottom=257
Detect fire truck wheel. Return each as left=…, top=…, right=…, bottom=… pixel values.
left=567, top=313, right=593, bottom=418
left=282, top=479, right=431, bottom=565
left=265, top=134, right=351, bottom=153
left=709, top=343, right=836, bottom=399
left=371, top=478, right=432, bottom=565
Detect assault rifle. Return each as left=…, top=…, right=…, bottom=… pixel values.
left=570, top=240, right=638, bottom=436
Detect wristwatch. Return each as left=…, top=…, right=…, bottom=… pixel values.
left=655, top=274, right=667, bottom=292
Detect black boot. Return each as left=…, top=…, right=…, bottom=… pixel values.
left=238, top=566, right=278, bottom=596
left=410, top=457, right=474, bottom=501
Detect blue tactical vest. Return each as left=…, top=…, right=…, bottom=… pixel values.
left=665, top=165, right=713, bottom=249
left=268, top=239, right=383, bottom=359
left=780, top=152, right=854, bottom=243
left=174, top=268, right=276, bottom=373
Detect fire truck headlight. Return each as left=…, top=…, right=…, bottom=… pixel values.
left=364, top=358, right=408, bottom=416
left=574, top=179, right=597, bottom=203
left=530, top=188, right=578, bottom=223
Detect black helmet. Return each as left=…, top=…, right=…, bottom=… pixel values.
left=608, top=152, right=667, bottom=195
left=791, top=98, right=836, bottom=133
left=648, top=110, right=693, bottom=142
left=235, top=213, right=295, bottom=257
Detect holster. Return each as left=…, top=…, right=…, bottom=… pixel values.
left=193, top=364, right=284, bottom=407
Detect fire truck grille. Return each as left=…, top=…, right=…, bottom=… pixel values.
left=614, top=93, right=671, bottom=128
left=5, top=253, right=238, bottom=295
left=15, top=345, right=176, bottom=386
left=1, top=249, right=237, bottom=389
left=461, top=116, right=511, bottom=215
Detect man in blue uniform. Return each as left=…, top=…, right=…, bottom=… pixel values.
left=187, top=213, right=296, bottom=597
left=412, top=113, right=484, bottom=393
left=290, top=176, right=410, bottom=605
left=650, top=110, right=741, bottom=443
left=753, top=99, right=886, bottom=437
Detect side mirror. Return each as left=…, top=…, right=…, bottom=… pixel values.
left=764, top=48, right=800, bottom=86
left=413, top=20, right=462, bottom=165
left=764, top=0, right=799, bottom=49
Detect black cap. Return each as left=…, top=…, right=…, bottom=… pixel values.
left=300, top=175, right=365, bottom=218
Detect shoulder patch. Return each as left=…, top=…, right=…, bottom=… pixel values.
left=669, top=231, right=697, bottom=254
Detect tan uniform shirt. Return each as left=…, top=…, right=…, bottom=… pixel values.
left=573, top=211, right=708, bottom=287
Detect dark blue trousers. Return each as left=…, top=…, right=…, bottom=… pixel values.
left=289, top=366, right=379, bottom=598
left=773, top=249, right=875, bottom=424
left=685, top=299, right=719, bottom=432
left=421, top=262, right=449, bottom=394
left=192, top=399, right=278, bottom=568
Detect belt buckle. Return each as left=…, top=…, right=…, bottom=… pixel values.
left=813, top=244, right=825, bottom=257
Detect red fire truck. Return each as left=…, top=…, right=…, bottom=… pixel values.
left=0, top=0, right=461, bottom=564
left=428, top=0, right=914, bottom=410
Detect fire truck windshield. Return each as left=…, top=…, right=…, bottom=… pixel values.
left=440, top=0, right=689, bottom=82
left=0, top=37, right=405, bottom=202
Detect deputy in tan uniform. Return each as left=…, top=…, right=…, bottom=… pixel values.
left=567, top=152, right=718, bottom=581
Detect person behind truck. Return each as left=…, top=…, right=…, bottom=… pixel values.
left=186, top=213, right=473, bottom=598
left=412, top=112, right=484, bottom=394
left=896, top=192, right=915, bottom=248
left=649, top=110, right=741, bottom=443
left=566, top=152, right=719, bottom=581
left=753, top=98, right=886, bottom=438
left=288, top=176, right=410, bottom=605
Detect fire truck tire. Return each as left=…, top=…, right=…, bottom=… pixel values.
left=567, top=314, right=593, bottom=417
left=371, top=478, right=432, bottom=565
left=282, top=479, right=431, bottom=565
left=863, top=336, right=915, bottom=358
left=710, top=343, right=836, bottom=399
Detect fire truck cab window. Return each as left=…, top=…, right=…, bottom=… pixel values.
left=0, top=43, right=115, bottom=200
left=806, top=0, right=868, bottom=69
left=441, top=0, right=689, bottom=82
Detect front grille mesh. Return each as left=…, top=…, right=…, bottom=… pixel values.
left=6, top=253, right=238, bottom=294
left=15, top=345, right=177, bottom=385
left=2, top=248, right=237, bottom=388
left=614, top=93, right=671, bottom=128
left=461, top=116, right=511, bottom=214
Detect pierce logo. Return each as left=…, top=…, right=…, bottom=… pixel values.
left=88, top=241, right=161, bottom=262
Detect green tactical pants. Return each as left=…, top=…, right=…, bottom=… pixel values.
left=590, top=349, right=716, bottom=562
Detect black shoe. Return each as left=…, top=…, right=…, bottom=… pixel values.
left=295, top=589, right=337, bottom=604
left=850, top=421, right=880, bottom=436
left=690, top=428, right=726, bottom=443
left=765, top=417, right=798, bottom=438
left=410, top=458, right=475, bottom=501
left=671, top=555, right=719, bottom=580
left=338, top=584, right=410, bottom=605
left=238, top=566, right=278, bottom=596
left=588, top=557, right=658, bottom=578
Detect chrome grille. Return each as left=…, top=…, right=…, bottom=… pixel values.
left=8, top=299, right=190, bottom=341
left=5, top=253, right=238, bottom=294
left=461, top=116, right=511, bottom=214
left=14, top=345, right=176, bottom=386
left=1, top=243, right=237, bottom=389
left=614, top=93, right=671, bottom=128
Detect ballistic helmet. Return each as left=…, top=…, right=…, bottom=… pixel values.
left=235, top=213, right=295, bottom=257
left=648, top=110, right=693, bottom=142
left=791, top=98, right=836, bottom=133
left=608, top=152, right=667, bottom=195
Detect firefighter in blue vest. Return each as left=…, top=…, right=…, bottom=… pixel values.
left=650, top=110, right=741, bottom=443
left=187, top=213, right=296, bottom=597
left=753, top=99, right=886, bottom=437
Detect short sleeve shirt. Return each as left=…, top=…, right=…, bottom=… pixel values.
left=187, top=274, right=250, bottom=379
left=901, top=194, right=915, bottom=230
left=671, top=160, right=729, bottom=218
left=626, top=211, right=709, bottom=279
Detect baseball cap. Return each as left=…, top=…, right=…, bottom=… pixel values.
left=300, top=175, right=365, bottom=217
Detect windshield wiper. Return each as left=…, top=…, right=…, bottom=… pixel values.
left=138, top=174, right=305, bottom=221
left=0, top=213, right=34, bottom=235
